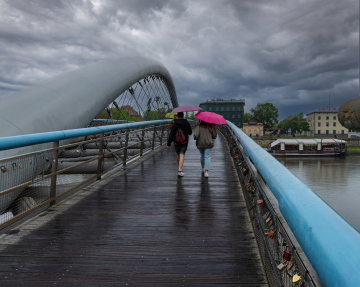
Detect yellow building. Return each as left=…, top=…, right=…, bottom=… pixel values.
left=306, top=108, right=348, bottom=137
left=242, top=118, right=263, bottom=137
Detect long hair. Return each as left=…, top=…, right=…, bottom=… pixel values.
left=199, top=120, right=215, bottom=130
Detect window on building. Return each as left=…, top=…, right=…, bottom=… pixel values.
left=227, top=106, right=230, bottom=111
left=221, top=107, right=224, bottom=111
left=326, top=130, right=329, bottom=134
left=333, top=122, right=336, bottom=127
left=215, top=106, right=219, bottom=111
left=209, top=107, right=212, bottom=111
left=326, top=116, right=329, bottom=120
left=326, top=122, right=329, bottom=127
left=232, top=106, right=235, bottom=111
left=232, top=114, right=235, bottom=119
left=333, top=130, right=336, bottom=134
left=318, top=122, right=321, bottom=127
left=318, top=116, right=321, bottom=120
left=342, top=130, right=344, bottom=134
left=318, top=130, right=321, bottom=134
left=333, top=116, right=336, bottom=120
left=238, top=114, right=241, bottom=118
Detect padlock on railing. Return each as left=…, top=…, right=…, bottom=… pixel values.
left=268, top=229, right=275, bottom=239
left=287, top=258, right=295, bottom=271
left=265, top=216, right=272, bottom=224
left=257, top=199, right=264, bottom=205
left=277, top=260, right=287, bottom=271
left=1, top=166, right=7, bottom=173
left=283, top=246, right=291, bottom=261
left=292, top=273, right=301, bottom=283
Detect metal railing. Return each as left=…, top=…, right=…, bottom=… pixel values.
left=222, top=121, right=360, bottom=287
left=0, top=120, right=171, bottom=232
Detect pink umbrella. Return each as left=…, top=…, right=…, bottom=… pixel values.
left=195, top=111, right=227, bottom=125
left=171, top=105, right=202, bottom=113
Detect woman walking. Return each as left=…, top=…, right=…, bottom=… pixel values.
left=193, top=120, right=217, bottom=178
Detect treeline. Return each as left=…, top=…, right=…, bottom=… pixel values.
left=244, top=103, right=310, bottom=135
left=97, top=108, right=196, bottom=122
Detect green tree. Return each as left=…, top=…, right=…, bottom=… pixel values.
left=296, top=112, right=304, bottom=120
left=243, top=112, right=254, bottom=123
left=185, top=112, right=196, bottom=121
left=111, top=108, right=139, bottom=122
left=250, top=103, right=279, bottom=128
left=278, top=116, right=310, bottom=135
left=143, top=108, right=167, bottom=121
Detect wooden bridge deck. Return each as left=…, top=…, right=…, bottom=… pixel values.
left=0, top=134, right=267, bottom=286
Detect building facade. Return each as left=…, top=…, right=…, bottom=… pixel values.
left=120, top=105, right=142, bottom=121
left=243, top=118, right=264, bottom=137
left=199, top=98, right=245, bottom=127
left=306, top=108, right=348, bottom=137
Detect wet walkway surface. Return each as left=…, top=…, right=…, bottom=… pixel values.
left=0, top=134, right=267, bottom=286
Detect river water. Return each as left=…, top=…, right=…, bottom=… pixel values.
left=277, top=154, right=360, bottom=232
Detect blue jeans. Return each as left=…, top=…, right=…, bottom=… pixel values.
left=198, top=148, right=212, bottom=171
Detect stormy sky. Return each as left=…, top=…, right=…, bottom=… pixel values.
left=0, top=0, right=358, bottom=119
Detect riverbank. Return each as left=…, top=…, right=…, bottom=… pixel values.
left=346, top=146, right=360, bottom=154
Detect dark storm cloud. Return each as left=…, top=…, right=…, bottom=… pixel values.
left=0, top=0, right=358, bottom=119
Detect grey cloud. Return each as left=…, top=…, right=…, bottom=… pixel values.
left=0, top=0, right=358, bottom=119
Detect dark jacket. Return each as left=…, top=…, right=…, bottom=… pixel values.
left=167, top=119, right=192, bottom=146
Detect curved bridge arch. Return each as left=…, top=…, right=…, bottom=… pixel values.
left=0, top=56, right=178, bottom=139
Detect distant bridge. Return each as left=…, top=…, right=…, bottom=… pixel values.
left=0, top=57, right=359, bottom=287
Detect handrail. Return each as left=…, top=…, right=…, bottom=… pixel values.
left=227, top=121, right=360, bottom=287
left=0, top=120, right=171, bottom=152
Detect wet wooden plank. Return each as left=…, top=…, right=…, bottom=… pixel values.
left=0, top=135, right=268, bottom=286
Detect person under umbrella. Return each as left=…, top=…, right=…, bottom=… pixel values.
left=194, top=111, right=227, bottom=178
left=193, top=120, right=217, bottom=178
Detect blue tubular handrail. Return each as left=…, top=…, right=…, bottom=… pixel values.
left=0, top=120, right=171, bottom=152
left=227, top=121, right=360, bottom=287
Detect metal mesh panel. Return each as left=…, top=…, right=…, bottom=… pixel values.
left=0, top=124, right=169, bottom=231
left=220, top=125, right=320, bottom=287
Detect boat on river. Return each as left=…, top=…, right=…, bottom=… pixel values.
left=267, top=138, right=347, bottom=156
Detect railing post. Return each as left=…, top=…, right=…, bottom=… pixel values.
left=97, top=133, right=104, bottom=180
left=152, top=125, right=156, bottom=150
left=160, top=124, right=165, bottom=145
left=140, top=129, right=145, bottom=156
left=50, top=141, right=59, bottom=206
left=123, top=129, right=129, bottom=166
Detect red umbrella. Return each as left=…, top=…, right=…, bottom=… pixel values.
left=195, top=111, right=227, bottom=125
left=171, top=105, right=202, bottom=113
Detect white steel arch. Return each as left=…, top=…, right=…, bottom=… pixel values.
left=0, top=56, right=177, bottom=139
left=0, top=57, right=177, bottom=159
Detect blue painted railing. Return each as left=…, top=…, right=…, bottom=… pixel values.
left=227, top=121, right=360, bottom=287
left=0, top=120, right=171, bottom=152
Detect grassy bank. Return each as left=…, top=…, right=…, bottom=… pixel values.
left=347, top=146, right=360, bottom=153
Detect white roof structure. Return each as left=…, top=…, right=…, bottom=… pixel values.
left=270, top=138, right=346, bottom=147
left=0, top=56, right=177, bottom=159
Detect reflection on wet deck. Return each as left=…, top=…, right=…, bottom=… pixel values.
left=0, top=135, right=267, bottom=286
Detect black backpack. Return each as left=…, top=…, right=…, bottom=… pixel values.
left=174, top=128, right=187, bottom=145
